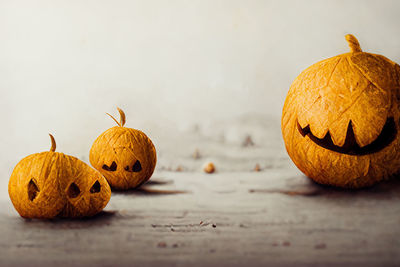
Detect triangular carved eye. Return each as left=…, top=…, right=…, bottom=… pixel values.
left=102, top=161, right=117, bottom=171
left=90, top=180, right=101, bottom=193
left=132, top=160, right=142, bottom=172
left=28, top=179, right=39, bottom=201
left=67, top=183, right=81, bottom=198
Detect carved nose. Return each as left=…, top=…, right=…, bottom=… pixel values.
left=124, top=160, right=142, bottom=172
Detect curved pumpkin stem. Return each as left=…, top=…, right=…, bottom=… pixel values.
left=49, top=134, right=56, bottom=152
left=117, top=107, right=126, bottom=127
left=345, top=34, right=362, bottom=53
left=106, top=107, right=126, bottom=127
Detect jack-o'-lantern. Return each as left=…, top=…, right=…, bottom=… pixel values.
left=89, top=108, right=157, bottom=189
left=282, top=34, right=400, bottom=188
left=9, top=134, right=111, bottom=218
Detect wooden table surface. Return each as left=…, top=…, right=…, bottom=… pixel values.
left=1, top=117, right=399, bottom=267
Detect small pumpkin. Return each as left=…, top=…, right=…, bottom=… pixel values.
left=9, top=134, right=111, bottom=218
left=89, top=108, right=157, bottom=189
left=282, top=34, right=400, bottom=188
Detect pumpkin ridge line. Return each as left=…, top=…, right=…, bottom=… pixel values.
left=94, top=132, right=111, bottom=164
left=38, top=152, right=53, bottom=186
left=347, top=56, right=388, bottom=95
left=58, top=154, right=67, bottom=205
left=284, top=57, right=320, bottom=121
left=97, top=128, right=121, bottom=164
left=298, top=57, right=342, bottom=120
left=325, top=56, right=342, bottom=93
left=327, top=85, right=366, bottom=128
left=348, top=55, right=393, bottom=117
left=329, top=91, right=373, bottom=146
left=108, top=128, right=121, bottom=146
left=63, top=154, right=75, bottom=204
left=111, top=129, right=129, bottom=147
left=282, top=104, right=298, bottom=153
left=289, top=112, right=297, bottom=152
left=111, top=146, right=130, bottom=188
left=299, top=95, right=322, bottom=128
left=54, top=154, right=62, bottom=202
left=43, top=153, right=63, bottom=216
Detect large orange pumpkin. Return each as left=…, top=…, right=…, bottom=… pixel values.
left=282, top=34, right=400, bottom=188
left=9, top=135, right=111, bottom=218
left=90, top=108, right=157, bottom=189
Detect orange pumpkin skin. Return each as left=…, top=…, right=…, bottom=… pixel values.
left=9, top=135, right=111, bottom=219
left=282, top=34, right=400, bottom=188
left=89, top=108, right=157, bottom=190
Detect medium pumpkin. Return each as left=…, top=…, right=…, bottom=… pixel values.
left=89, top=108, right=157, bottom=189
left=9, top=135, right=111, bottom=218
left=282, top=34, right=400, bottom=188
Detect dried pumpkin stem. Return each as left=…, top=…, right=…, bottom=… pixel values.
left=345, top=34, right=362, bottom=53
left=106, top=113, right=121, bottom=127
left=106, top=107, right=126, bottom=127
left=117, top=107, right=126, bottom=127
left=49, top=134, right=56, bottom=152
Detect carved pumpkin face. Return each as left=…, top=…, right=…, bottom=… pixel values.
left=9, top=135, right=111, bottom=218
left=89, top=108, right=157, bottom=189
left=282, top=34, right=400, bottom=188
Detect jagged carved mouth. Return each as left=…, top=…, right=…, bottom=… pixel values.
left=297, top=117, right=397, bottom=155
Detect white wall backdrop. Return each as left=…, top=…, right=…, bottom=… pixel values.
left=1, top=0, right=400, bottom=175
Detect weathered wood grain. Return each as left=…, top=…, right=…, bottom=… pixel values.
left=1, top=169, right=399, bottom=267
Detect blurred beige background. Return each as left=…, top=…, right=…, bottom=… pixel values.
left=1, top=0, right=400, bottom=181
